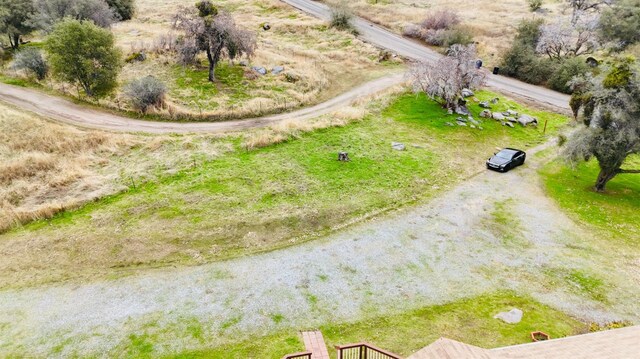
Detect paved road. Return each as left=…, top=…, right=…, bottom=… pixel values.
left=281, top=0, right=571, bottom=111
left=1, top=140, right=632, bottom=357
left=0, top=73, right=405, bottom=134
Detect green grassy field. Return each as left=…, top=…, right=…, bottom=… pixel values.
left=540, top=156, right=640, bottom=246
left=1, top=91, right=569, bottom=288
left=161, top=291, right=585, bottom=359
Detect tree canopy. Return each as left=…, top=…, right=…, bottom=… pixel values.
left=410, top=44, right=486, bottom=113
left=0, top=0, right=36, bottom=49
left=564, top=58, right=640, bottom=191
left=172, top=0, right=256, bottom=82
left=45, top=19, right=122, bottom=98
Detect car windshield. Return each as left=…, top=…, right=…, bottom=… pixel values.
left=495, top=150, right=516, bottom=159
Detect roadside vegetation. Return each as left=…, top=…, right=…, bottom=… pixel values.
left=0, top=90, right=568, bottom=289
left=145, top=292, right=586, bottom=358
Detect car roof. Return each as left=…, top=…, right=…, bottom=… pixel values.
left=499, top=148, right=520, bottom=155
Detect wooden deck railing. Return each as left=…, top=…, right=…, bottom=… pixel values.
left=336, top=342, right=403, bottom=359
left=281, top=351, right=312, bottom=359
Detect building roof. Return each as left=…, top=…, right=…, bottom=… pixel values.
left=408, top=326, right=640, bottom=359
left=408, top=338, right=493, bottom=359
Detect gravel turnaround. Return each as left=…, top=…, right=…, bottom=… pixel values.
left=1, top=144, right=638, bottom=356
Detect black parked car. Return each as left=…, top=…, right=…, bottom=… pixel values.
left=486, top=148, right=526, bottom=172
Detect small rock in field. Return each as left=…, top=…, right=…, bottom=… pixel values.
left=506, top=109, right=518, bottom=117
left=445, top=122, right=455, bottom=127
left=457, top=121, right=467, bottom=127
left=461, top=88, right=474, bottom=98
left=491, top=97, right=500, bottom=104
left=494, top=308, right=523, bottom=324
left=392, top=142, right=406, bottom=151
left=492, top=112, right=505, bottom=121
left=506, top=117, right=517, bottom=123
left=473, top=97, right=480, bottom=103
left=479, top=101, right=491, bottom=109
left=479, top=110, right=492, bottom=118
left=470, top=124, right=476, bottom=129
left=518, top=114, right=538, bottom=126
left=456, top=117, right=467, bottom=123
left=503, top=121, right=515, bottom=128
left=239, top=60, right=249, bottom=67
left=272, top=66, right=285, bottom=75
left=252, top=66, right=267, bottom=75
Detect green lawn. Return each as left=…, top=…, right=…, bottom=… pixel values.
left=162, top=291, right=585, bottom=359
left=1, top=91, right=569, bottom=288
left=540, top=156, right=640, bottom=246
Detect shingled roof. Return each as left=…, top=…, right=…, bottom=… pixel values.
left=408, top=325, right=640, bottom=359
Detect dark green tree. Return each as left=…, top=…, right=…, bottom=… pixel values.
left=105, top=0, right=135, bottom=21
left=0, top=0, right=36, bottom=49
left=45, top=19, right=122, bottom=98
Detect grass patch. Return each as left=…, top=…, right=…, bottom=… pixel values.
left=484, top=199, right=530, bottom=248
left=544, top=267, right=608, bottom=303
left=1, top=91, right=568, bottom=288
left=162, top=291, right=585, bottom=359
left=540, top=156, right=640, bottom=245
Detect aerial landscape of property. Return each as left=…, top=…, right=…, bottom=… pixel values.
left=0, top=0, right=639, bottom=357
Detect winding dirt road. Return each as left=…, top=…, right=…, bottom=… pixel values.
left=0, top=73, right=405, bottom=134
left=0, top=0, right=570, bottom=134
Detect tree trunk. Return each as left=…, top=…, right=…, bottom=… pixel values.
left=206, top=48, right=215, bottom=82
left=9, top=33, right=20, bottom=49
left=595, top=168, right=617, bottom=192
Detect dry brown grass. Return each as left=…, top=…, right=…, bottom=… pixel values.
left=0, top=103, right=229, bottom=232
left=109, top=0, right=401, bottom=119
left=325, top=0, right=570, bottom=66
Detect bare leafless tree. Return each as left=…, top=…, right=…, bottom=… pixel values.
left=410, top=44, right=485, bottom=112
left=173, top=1, right=256, bottom=82
left=536, top=14, right=599, bottom=59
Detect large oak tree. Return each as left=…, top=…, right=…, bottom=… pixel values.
left=565, top=58, right=640, bottom=192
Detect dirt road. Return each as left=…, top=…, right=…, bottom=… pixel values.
left=1, top=141, right=636, bottom=357
left=0, top=73, right=405, bottom=134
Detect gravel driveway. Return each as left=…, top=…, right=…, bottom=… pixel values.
left=1, top=143, right=638, bottom=357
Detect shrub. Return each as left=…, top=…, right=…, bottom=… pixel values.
left=405, top=10, right=472, bottom=47
left=420, top=10, right=460, bottom=31
left=548, top=57, right=591, bottom=94
left=11, top=48, right=48, bottom=80
left=105, top=0, right=135, bottom=20
left=501, top=43, right=557, bottom=85
left=431, top=27, right=474, bottom=47
left=598, top=0, right=640, bottom=50
left=45, top=19, right=122, bottom=98
left=514, top=18, right=545, bottom=47
left=329, top=1, right=355, bottom=32
left=124, top=76, right=167, bottom=114
left=528, top=0, right=543, bottom=12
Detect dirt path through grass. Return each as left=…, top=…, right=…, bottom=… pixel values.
left=1, top=139, right=637, bottom=357
left=0, top=73, right=405, bottom=134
